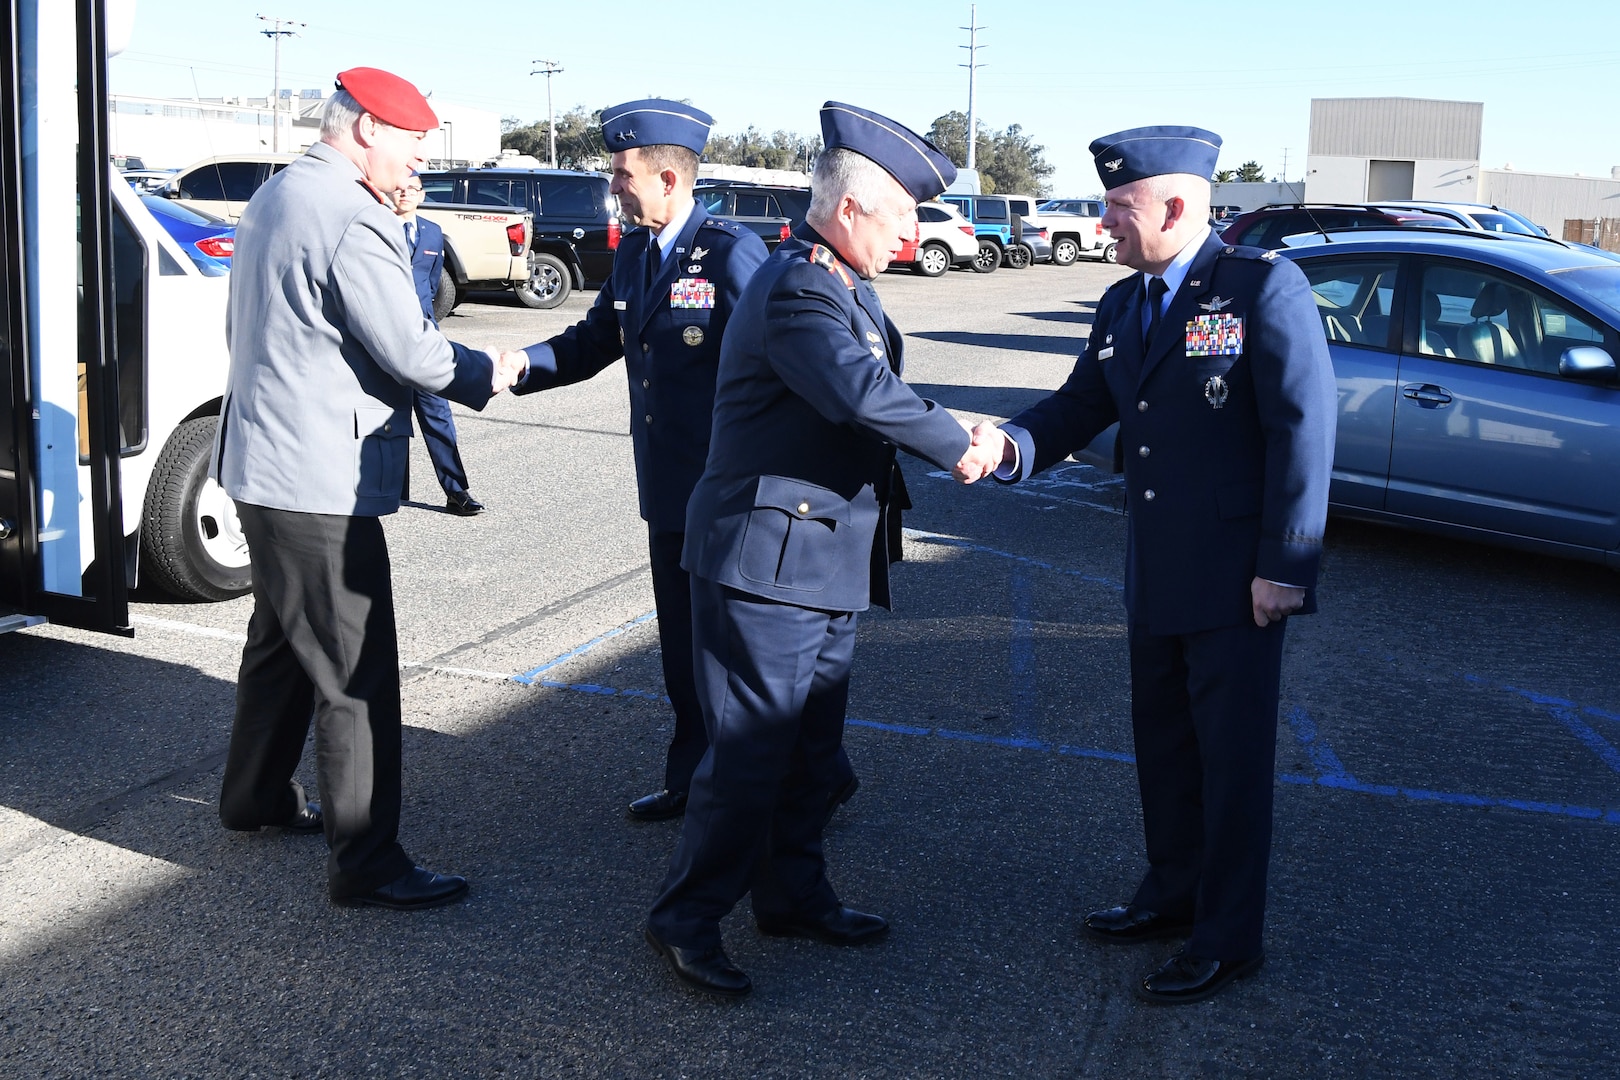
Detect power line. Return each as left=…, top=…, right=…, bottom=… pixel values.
left=256, top=14, right=305, bottom=152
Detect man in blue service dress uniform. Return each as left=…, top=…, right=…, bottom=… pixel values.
left=393, top=172, right=484, bottom=516
left=642, top=102, right=975, bottom=999
left=509, top=100, right=865, bottom=823
left=961, top=126, right=1336, bottom=1003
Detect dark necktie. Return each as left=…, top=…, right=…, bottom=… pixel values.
left=646, top=237, right=661, bottom=292
left=1144, top=276, right=1169, bottom=350
left=404, top=220, right=416, bottom=252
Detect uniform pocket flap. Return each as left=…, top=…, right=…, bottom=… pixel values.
left=1216, top=480, right=1263, bottom=520
left=753, top=475, right=851, bottom=525
left=354, top=405, right=406, bottom=439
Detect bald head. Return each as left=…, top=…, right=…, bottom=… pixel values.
left=1101, top=172, right=1213, bottom=275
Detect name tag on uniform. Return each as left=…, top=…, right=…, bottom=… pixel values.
left=1185, top=314, right=1244, bottom=357
left=670, top=278, right=715, bottom=309
left=613, top=300, right=628, bottom=310
left=1097, top=346, right=1115, bottom=361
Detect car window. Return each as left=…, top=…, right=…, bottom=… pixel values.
left=1007, top=199, right=1033, bottom=218
left=1418, top=263, right=1568, bottom=375
left=420, top=177, right=457, bottom=204
left=1466, top=211, right=1537, bottom=236
left=734, top=193, right=771, bottom=217
left=918, top=205, right=948, bottom=222
left=1549, top=266, right=1620, bottom=319
left=698, top=189, right=730, bottom=214
left=178, top=162, right=261, bottom=202
left=1301, top=259, right=1399, bottom=350
left=537, top=177, right=601, bottom=217
left=977, top=200, right=1007, bottom=222
left=467, top=178, right=526, bottom=208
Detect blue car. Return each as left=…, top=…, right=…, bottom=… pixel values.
left=1290, top=228, right=1620, bottom=567
left=1073, top=228, right=1620, bottom=568
left=141, top=194, right=234, bottom=275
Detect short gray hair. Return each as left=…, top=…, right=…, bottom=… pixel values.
left=806, top=149, right=907, bottom=227
left=319, top=89, right=367, bottom=142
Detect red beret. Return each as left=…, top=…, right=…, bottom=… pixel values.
left=334, top=67, right=437, bottom=131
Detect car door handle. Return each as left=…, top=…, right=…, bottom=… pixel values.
left=1400, top=383, right=1453, bottom=408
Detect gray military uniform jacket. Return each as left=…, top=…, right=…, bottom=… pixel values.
left=213, top=141, right=495, bottom=517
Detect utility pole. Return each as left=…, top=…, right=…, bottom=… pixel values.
left=1281, top=147, right=1289, bottom=183
left=959, top=4, right=985, bottom=171
left=257, top=14, right=304, bottom=153
left=529, top=59, right=564, bottom=168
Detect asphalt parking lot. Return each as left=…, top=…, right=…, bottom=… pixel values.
left=3, top=258, right=1618, bottom=1078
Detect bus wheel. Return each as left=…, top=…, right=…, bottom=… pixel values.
left=140, top=416, right=252, bottom=602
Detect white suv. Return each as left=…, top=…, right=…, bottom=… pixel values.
left=897, top=200, right=982, bottom=277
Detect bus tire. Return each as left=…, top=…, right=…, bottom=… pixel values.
left=139, top=415, right=252, bottom=602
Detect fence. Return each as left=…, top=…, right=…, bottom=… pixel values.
left=1562, top=218, right=1620, bottom=252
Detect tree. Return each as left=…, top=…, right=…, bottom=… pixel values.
left=501, top=105, right=606, bottom=169
left=1235, top=160, right=1266, bottom=183
left=705, top=127, right=820, bottom=172
left=1212, top=169, right=1237, bottom=183
left=926, top=111, right=1054, bottom=196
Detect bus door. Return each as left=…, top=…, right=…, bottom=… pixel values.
left=0, top=0, right=131, bottom=635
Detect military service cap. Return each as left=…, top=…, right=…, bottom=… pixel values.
left=1088, top=126, right=1222, bottom=189
left=335, top=67, right=437, bottom=131
left=599, top=99, right=714, bottom=153
left=819, top=101, right=957, bottom=203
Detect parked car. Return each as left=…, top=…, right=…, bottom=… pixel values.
left=122, top=168, right=177, bottom=194
left=1372, top=201, right=1547, bottom=237
left=1080, top=228, right=1620, bottom=568
left=420, top=168, right=619, bottom=308
left=156, top=153, right=297, bottom=221
left=1039, top=198, right=1113, bottom=262
left=141, top=195, right=234, bottom=275
left=942, top=193, right=1051, bottom=271
left=891, top=200, right=979, bottom=277
left=694, top=180, right=810, bottom=250
left=1219, top=203, right=1464, bottom=250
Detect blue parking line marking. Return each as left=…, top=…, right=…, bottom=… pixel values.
left=1286, top=705, right=1353, bottom=782
left=512, top=611, right=659, bottom=685
left=1009, top=567, right=1037, bottom=738
left=1461, top=674, right=1620, bottom=777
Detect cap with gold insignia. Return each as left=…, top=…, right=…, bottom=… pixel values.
left=820, top=101, right=956, bottom=203
left=1088, top=126, right=1222, bottom=190
left=335, top=67, right=437, bottom=131
left=600, top=98, right=713, bottom=153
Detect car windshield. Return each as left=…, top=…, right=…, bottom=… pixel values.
left=1547, top=266, right=1620, bottom=318
left=1466, top=211, right=1539, bottom=236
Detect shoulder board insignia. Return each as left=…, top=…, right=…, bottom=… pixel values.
left=809, top=244, right=854, bottom=288
left=702, top=218, right=743, bottom=235
left=1262, top=249, right=1279, bottom=260
left=357, top=179, right=389, bottom=205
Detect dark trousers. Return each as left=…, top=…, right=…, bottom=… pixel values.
left=1127, top=617, right=1287, bottom=963
left=411, top=390, right=469, bottom=499
left=219, top=503, right=413, bottom=898
left=647, top=576, right=856, bottom=950
left=648, top=527, right=706, bottom=792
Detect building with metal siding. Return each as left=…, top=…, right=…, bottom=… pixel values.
left=1300, top=97, right=1620, bottom=243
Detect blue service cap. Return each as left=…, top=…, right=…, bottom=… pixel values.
left=820, top=101, right=957, bottom=203
left=599, top=98, right=713, bottom=154
left=1089, top=126, right=1222, bottom=189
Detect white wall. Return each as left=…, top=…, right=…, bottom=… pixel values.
left=108, top=96, right=292, bottom=169
left=1304, top=155, right=1367, bottom=202
left=1412, top=159, right=1480, bottom=200
left=1209, top=181, right=1304, bottom=212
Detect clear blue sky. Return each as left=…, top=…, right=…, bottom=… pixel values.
left=111, top=0, right=1620, bottom=197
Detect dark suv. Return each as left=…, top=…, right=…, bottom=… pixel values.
left=1219, top=203, right=1463, bottom=249
left=420, top=168, right=620, bottom=308
left=694, top=181, right=811, bottom=251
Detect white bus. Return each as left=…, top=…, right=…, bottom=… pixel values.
left=1, top=0, right=249, bottom=636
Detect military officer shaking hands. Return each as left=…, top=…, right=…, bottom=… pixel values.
left=506, top=99, right=858, bottom=827
left=960, top=126, right=1336, bottom=1004
left=642, top=102, right=975, bottom=999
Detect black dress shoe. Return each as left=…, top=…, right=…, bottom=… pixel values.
left=821, top=775, right=859, bottom=829
left=627, top=789, right=687, bottom=821
left=223, top=801, right=324, bottom=834
left=1135, top=950, right=1264, bottom=1005
left=445, top=493, right=484, bottom=516
left=643, top=926, right=751, bottom=998
left=335, top=866, right=469, bottom=911
left=756, top=906, right=889, bottom=945
left=1081, top=904, right=1194, bottom=944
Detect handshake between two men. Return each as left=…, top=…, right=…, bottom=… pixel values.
left=952, top=420, right=1015, bottom=485
left=487, top=350, right=531, bottom=395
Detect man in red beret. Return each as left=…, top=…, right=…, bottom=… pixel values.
left=213, top=66, right=526, bottom=912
